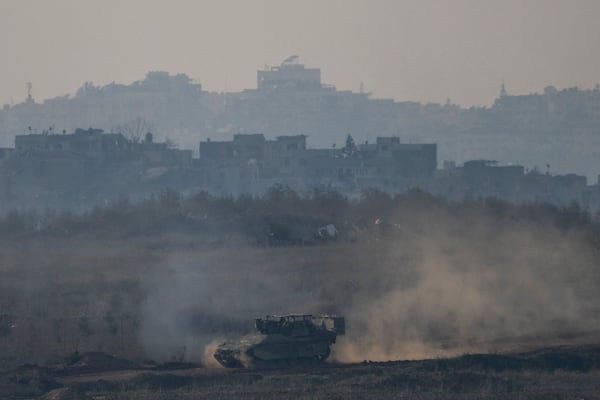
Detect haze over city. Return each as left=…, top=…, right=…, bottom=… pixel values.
left=2, top=0, right=600, bottom=106
left=2, top=2, right=600, bottom=399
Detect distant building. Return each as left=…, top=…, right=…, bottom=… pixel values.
left=433, top=159, right=588, bottom=206
left=139, top=132, right=192, bottom=166
left=0, top=148, right=13, bottom=159
left=12, top=128, right=192, bottom=166
left=257, top=56, right=321, bottom=90
left=199, top=133, right=436, bottom=196
left=15, top=128, right=131, bottom=160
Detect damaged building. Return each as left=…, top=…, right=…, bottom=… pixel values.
left=1, top=128, right=194, bottom=210
left=0, top=126, right=596, bottom=212
left=198, top=134, right=437, bottom=196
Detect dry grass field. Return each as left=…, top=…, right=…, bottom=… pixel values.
left=1, top=191, right=599, bottom=398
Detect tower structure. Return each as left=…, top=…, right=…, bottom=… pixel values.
left=25, top=82, right=34, bottom=104
left=499, top=80, right=507, bottom=98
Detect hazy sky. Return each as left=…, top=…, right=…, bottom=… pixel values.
left=1, top=0, right=599, bottom=107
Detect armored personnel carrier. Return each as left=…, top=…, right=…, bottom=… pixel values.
left=214, top=314, right=345, bottom=368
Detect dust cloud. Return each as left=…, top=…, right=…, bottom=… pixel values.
left=202, top=340, right=225, bottom=369
left=139, top=206, right=600, bottom=364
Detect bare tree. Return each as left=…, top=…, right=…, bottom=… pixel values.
left=115, top=117, right=155, bottom=143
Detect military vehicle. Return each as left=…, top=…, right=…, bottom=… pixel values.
left=214, top=314, right=345, bottom=368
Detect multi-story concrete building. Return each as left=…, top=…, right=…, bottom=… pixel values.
left=199, top=133, right=437, bottom=196
left=15, top=128, right=131, bottom=159
left=257, top=56, right=321, bottom=90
